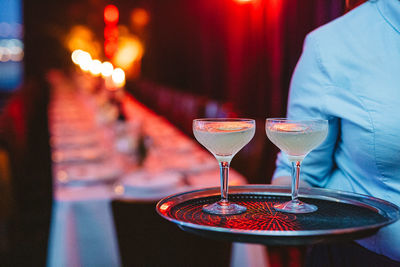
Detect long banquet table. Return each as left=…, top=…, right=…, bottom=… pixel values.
left=46, top=71, right=269, bottom=267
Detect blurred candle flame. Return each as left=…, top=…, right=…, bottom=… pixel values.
left=112, top=68, right=125, bottom=87
left=89, top=59, right=102, bottom=76
left=101, top=61, right=114, bottom=77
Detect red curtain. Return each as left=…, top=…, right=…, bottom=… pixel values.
left=142, top=0, right=344, bottom=118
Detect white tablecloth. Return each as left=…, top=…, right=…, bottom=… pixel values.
left=46, top=72, right=269, bottom=267
left=47, top=184, right=269, bottom=267
left=48, top=186, right=121, bottom=267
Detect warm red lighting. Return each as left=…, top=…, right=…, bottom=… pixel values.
left=159, top=202, right=172, bottom=213
left=104, top=5, right=119, bottom=59
left=104, top=5, right=119, bottom=25
left=7, top=97, right=26, bottom=144
left=104, top=40, right=118, bottom=59
left=131, top=8, right=150, bottom=28
left=104, top=25, right=118, bottom=41
left=234, top=0, right=253, bottom=3
left=113, top=35, right=143, bottom=70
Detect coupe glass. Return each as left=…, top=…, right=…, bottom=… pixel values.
left=193, top=118, right=255, bottom=215
left=266, top=118, right=328, bottom=213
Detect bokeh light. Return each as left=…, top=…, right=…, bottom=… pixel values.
left=0, top=39, right=24, bottom=62
left=101, top=61, right=114, bottom=77
left=130, top=8, right=150, bottom=28
left=104, top=5, right=119, bottom=25
left=235, top=0, right=253, bottom=3
left=111, top=68, right=125, bottom=87
left=104, top=25, right=118, bottom=40
left=65, top=25, right=101, bottom=58
left=71, top=49, right=83, bottom=64
left=0, top=23, right=23, bottom=38
left=89, top=59, right=102, bottom=76
left=77, top=51, right=92, bottom=71
left=113, top=35, right=143, bottom=70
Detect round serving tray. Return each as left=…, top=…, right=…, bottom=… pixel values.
left=156, top=185, right=400, bottom=246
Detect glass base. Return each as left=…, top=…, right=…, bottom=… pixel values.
left=273, top=199, right=317, bottom=214
left=202, top=201, right=247, bottom=215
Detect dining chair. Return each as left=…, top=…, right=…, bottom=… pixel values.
left=112, top=199, right=232, bottom=267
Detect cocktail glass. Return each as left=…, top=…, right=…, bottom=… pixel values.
left=193, top=118, right=255, bottom=215
left=266, top=118, right=328, bottom=213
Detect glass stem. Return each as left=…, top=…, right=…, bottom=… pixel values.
left=291, top=161, right=301, bottom=201
left=219, top=161, right=230, bottom=204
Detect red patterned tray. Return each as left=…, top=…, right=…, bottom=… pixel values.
left=156, top=185, right=400, bottom=245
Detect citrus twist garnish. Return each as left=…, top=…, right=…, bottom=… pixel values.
left=202, top=122, right=252, bottom=132
left=272, top=123, right=308, bottom=132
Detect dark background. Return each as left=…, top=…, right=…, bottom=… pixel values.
left=24, top=0, right=344, bottom=118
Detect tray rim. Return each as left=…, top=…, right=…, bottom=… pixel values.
left=156, top=185, right=400, bottom=237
